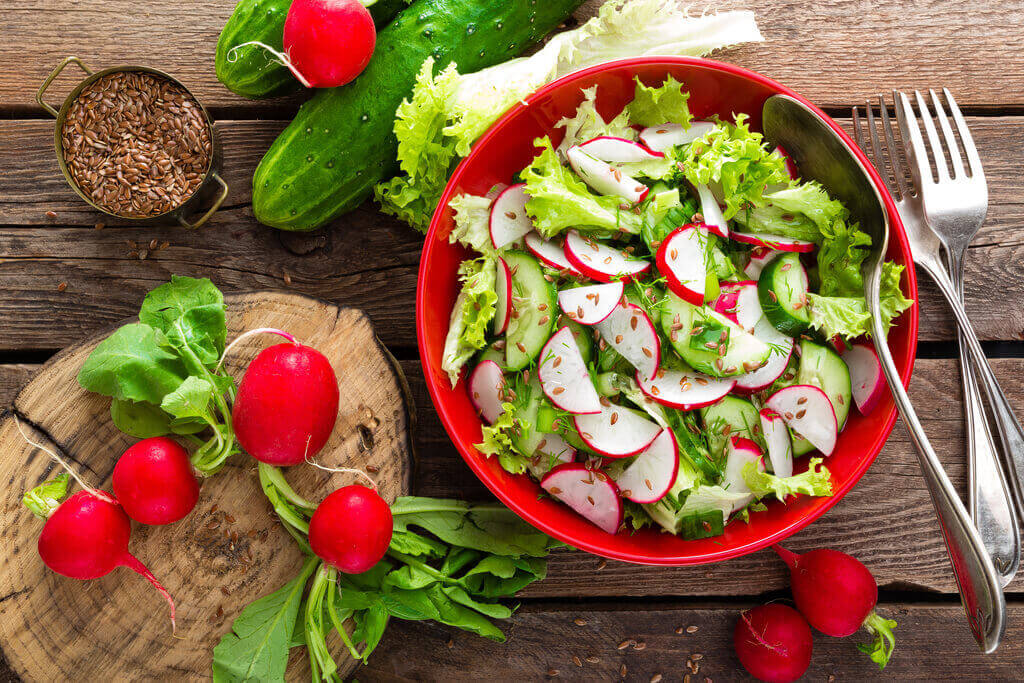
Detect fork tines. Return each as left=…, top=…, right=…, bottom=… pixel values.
left=852, top=95, right=910, bottom=201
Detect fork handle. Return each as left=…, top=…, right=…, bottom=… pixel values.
left=868, top=275, right=1006, bottom=652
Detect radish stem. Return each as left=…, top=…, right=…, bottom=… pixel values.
left=216, top=327, right=298, bottom=374
left=121, top=552, right=178, bottom=633
left=324, top=566, right=362, bottom=661
left=14, top=417, right=107, bottom=502
left=226, top=42, right=313, bottom=88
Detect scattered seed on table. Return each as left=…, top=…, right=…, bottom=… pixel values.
left=211, top=504, right=219, bottom=514
left=225, top=514, right=236, bottom=524
left=283, top=270, right=292, bottom=286
left=675, top=626, right=684, bottom=634
left=692, top=653, right=703, bottom=661
left=633, top=640, right=646, bottom=651
left=596, top=559, right=607, bottom=570
left=619, top=664, right=627, bottom=678
left=585, top=655, right=600, bottom=664
left=446, top=639, right=454, bottom=649
left=216, top=605, right=224, bottom=618
left=220, top=587, right=231, bottom=596
left=56, top=282, right=67, bottom=292
left=205, top=519, right=220, bottom=530
left=650, top=674, right=662, bottom=683
left=366, top=465, right=380, bottom=474
left=45, top=211, right=57, bottom=219
left=547, top=668, right=559, bottom=677
left=617, top=639, right=632, bottom=650
left=572, top=656, right=582, bottom=668
left=574, top=618, right=587, bottom=626
left=94, top=222, right=105, bottom=230
left=686, top=625, right=699, bottom=633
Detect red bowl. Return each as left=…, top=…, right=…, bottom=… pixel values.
left=417, top=57, right=918, bottom=565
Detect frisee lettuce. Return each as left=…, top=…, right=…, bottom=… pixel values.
left=475, top=403, right=532, bottom=475
left=807, top=262, right=913, bottom=339
left=742, top=458, right=833, bottom=501
left=555, top=85, right=636, bottom=157
left=441, top=258, right=497, bottom=386
left=627, top=75, right=693, bottom=128
left=447, top=193, right=496, bottom=255
left=817, top=219, right=872, bottom=296
left=376, top=0, right=764, bottom=232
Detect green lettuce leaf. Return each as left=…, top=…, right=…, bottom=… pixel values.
left=440, top=258, right=497, bottom=386
left=523, top=137, right=641, bottom=238
left=817, top=220, right=872, bottom=296
left=879, top=262, right=914, bottom=334
left=627, top=75, right=692, bottom=127
left=554, top=85, right=635, bottom=157
left=675, top=115, right=790, bottom=219
left=743, top=457, right=833, bottom=502
left=732, top=205, right=821, bottom=243
left=807, top=295, right=872, bottom=339
left=763, top=182, right=847, bottom=233
left=474, top=404, right=531, bottom=476
left=447, top=193, right=495, bottom=256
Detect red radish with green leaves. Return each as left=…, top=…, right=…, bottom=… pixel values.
left=231, top=331, right=340, bottom=466
left=566, top=146, right=648, bottom=203
left=564, top=230, right=650, bottom=283
left=773, top=545, right=897, bottom=669
left=489, top=184, right=533, bottom=249
left=309, top=485, right=393, bottom=574
left=112, top=437, right=199, bottom=525
left=540, top=463, right=622, bottom=533
left=639, top=121, right=715, bottom=152
left=734, top=603, right=812, bottom=683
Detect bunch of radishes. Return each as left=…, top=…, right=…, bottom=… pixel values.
left=734, top=545, right=897, bottom=681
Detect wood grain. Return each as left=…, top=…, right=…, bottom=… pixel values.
left=5, top=1, right=1024, bottom=114
left=358, top=601, right=1024, bottom=680
left=0, top=292, right=414, bottom=681
left=1, top=115, right=1023, bottom=350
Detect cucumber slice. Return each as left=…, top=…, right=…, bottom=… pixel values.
left=661, top=292, right=771, bottom=378
left=797, top=339, right=853, bottom=429
left=511, top=374, right=545, bottom=457
left=700, top=395, right=761, bottom=459
left=561, top=317, right=594, bottom=366
left=503, top=251, right=557, bottom=370
left=758, top=252, right=810, bottom=336
left=476, top=341, right=506, bottom=367
left=792, top=433, right=816, bottom=456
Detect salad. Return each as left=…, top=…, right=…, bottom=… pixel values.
left=439, top=76, right=913, bottom=540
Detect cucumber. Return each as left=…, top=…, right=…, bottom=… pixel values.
left=700, top=395, right=760, bottom=460
left=475, top=341, right=505, bottom=367
left=503, top=251, right=556, bottom=371
left=661, top=292, right=771, bottom=378
left=252, top=0, right=585, bottom=231
left=758, top=252, right=810, bottom=336
left=215, top=0, right=408, bottom=99
left=562, top=318, right=594, bottom=366
left=643, top=456, right=702, bottom=534
left=511, top=374, right=545, bottom=456
left=797, top=339, right=853, bottom=429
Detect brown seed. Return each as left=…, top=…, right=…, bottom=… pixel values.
left=620, top=664, right=628, bottom=678
left=45, top=211, right=58, bottom=219
left=553, top=356, right=562, bottom=368
left=505, top=211, right=517, bottom=219
left=645, top=478, right=652, bottom=490
left=692, top=654, right=704, bottom=661
left=611, top=412, right=619, bottom=425
left=574, top=618, right=587, bottom=626
left=597, top=559, right=607, bottom=570
left=650, top=675, right=662, bottom=683
left=94, top=222, right=105, bottom=230
left=549, top=486, right=562, bottom=494
left=797, top=397, right=807, bottom=405
left=686, top=624, right=699, bottom=634
left=781, top=262, right=792, bottom=271
left=552, top=387, right=565, bottom=395
left=586, top=495, right=595, bottom=505
left=634, top=640, right=646, bottom=650
left=642, top=347, right=653, bottom=358
left=630, top=316, right=638, bottom=331
left=225, top=514, right=236, bottom=524
left=796, top=409, right=806, bottom=419
left=675, top=626, right=684, bottom=634
left=283, top=270, right=292, bottom=286
left=447, top=638, right=454, bottom=649
left=220, top=586, right=231, bottom=596
left=547, top=668, right=559, bottom=677
left=585, top=655, right=600, bottom=664
left=572, top=656, right=582, bottom=667
left=618, top=639, right=632, bottom=650
left=517, top=342, right=527, bottom=353
left=768, top=290, right=778, bottom=303
left=57, top=282, right=68, bottom=292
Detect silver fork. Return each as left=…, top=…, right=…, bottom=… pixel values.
left=853, top=93, right=1021, bottom=586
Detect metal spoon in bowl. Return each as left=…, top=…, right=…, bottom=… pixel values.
left=761, top=94, right=1005, bottom=653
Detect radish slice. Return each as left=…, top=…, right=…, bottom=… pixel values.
left=493, top=257, right=512, bottom=335
left=743, top=247, right=779, bottom=279
left=595, top=303, right=660, bottom=381
left=830, top=335, right=850, bottom=355
left=712, top=289, right=741, bottom=325
left=485, top=182, right=509, bottom=201
left=766, top=385, right=839, bottom=456
left=656, top=224, right=710, bottom=306
left=489, top=184, right=533, bottom=249
left=732, top=283, right=763, bottom=332
left=578, top=136, right=665, bottom=162
left=563, top=230, right=650, bottom=283
left=842, top=343, right=886, bottom=415
left=760, top=409, right=794, bottom=478
left=527, top=434, right=576, bottom=479
left=538, top=327, right=602, bottom=415
left=612, top=429, right=679, bottom=503
left=734, top=319, right=794, bottom=392
left=574, top=404, right=663, bottom=458
left=721, top=436, right=765, bottom=513
left=775, top=145, right=800, bottom=181
left=541, top=463, right=623, bottom=534
left=557, top=282, right=623, bottom=326
left=566, top=146, right=649, bottom=203
left=731, top=231, right=815, bottom=253
left=694, top=182, right=728, bottom=239
left=468, top=360, right=505, bottom=424
left=524, top=232, right=582, bottom=275
left=639, top=121, right=716, bottom=152
left=636, top=367, right=735, bottom=410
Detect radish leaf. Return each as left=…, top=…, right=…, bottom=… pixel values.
left=77, top=323, right=189, bottom=404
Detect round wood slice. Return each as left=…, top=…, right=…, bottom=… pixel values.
left=0, top=291, right=414, bottom=681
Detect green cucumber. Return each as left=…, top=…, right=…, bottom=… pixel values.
left=503, top=251, right=556, bottom=371
left=700, top=395, right=760, bottom=460
left=661, top=292, right=771, bottom=378
left=252, top=0, right=585, bottom=231
left=562, top=318, right=594, bottom=366
left=511, top=374, right=545, bottom=456
left=475, top=341, right=505, bottom=367
left=215, top=0, right=409, bottom=99
left=797, top=339, right=853, bottom=429
left=758, top=252, right=810, bottom=335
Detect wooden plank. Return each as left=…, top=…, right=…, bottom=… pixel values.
left=4, top=357, right=1024, bottom=597
left=1, top=115, right=1023, bottom=349
left=358, top=601, right=1024, bottom=681
left=4, top=1, right=1024, bottom=113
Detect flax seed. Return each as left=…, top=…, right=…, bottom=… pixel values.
left=572, top=656, right=582, bottom=667
left=611, top=412, right=619, bottom=425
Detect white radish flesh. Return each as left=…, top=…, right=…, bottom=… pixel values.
left=563, top=230, right=650, bottom=283
left=734, top=319, right=794, bottom=392
left=557, top=282, right=623, bottom=326
left=489, top=184, right=533, bottom=249
left=766, top=385, right=839, bottom=456
left=493, top=257, right=512, bottom=335
left=595, top=303, right=660, bottom=381
left=578, top=136, right=665, bottom=162
left=721, top=436, right=765, bottom=513
left=566, top=146, right=649, bottom=203
left=538, top=327, right=602, bottom=415
left=743, top=247, right=779, bottom=279
left=612, top=429, right=679, bottom=503
left=760, top=409, right=794, bottom=478
left=527, top=434, right=576, bottom=479
left=468, top=360, right=506, bottom=424
left=842, top=343, right=886, bottom=415
left=694, top=182, right=728, bottom=238
left=636, top=367, right=735, bottom=410
left=730, top=231, right=815, bottom=253
left=656, top=225, right=710, bottom=306
left=524, top=232, right=582, bottom=275
left=574, top=404, right=663, bottom=458
left=639, top=121, right=716, bottom=152
left=541, top=463, right=623, bottom=534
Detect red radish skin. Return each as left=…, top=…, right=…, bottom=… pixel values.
left=773, top=545, right=898, bottom=669
left=309, top=485, right=393, bottom=574
left=38, top=490, right=176, bottom=628
left=233, top=342, right=340, bottom=466
left=734, top=604, right=812, bottom=683
left=283, top=0, right=376, bottom=88
left=112, top=437, right=199, bottom=525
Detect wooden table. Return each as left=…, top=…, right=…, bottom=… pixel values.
left=3, top=0, right=1024, bottom=679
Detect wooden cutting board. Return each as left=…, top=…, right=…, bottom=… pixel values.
left=0, top=291, right=415, bottom=681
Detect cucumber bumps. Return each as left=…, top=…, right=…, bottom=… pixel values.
left=252, top=0, right=585, bottom=231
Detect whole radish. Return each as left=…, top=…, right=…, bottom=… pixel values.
left=283, top=0, right=376, bottom=88
left=773, top=545, right=897, bottom=668
left=734, top=603, right=812, bottom=683
left=112, top=437, right=200, bottom=525
left=233, top=341, right=340, bottom=466
left=37, top=490, right=177, bottom=628
left=308, top=485, right=392, bottom=574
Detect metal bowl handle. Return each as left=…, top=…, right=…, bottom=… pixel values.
left=178, top=172, right=228, bottom=229
left=36, top=57, right=93, bottom=118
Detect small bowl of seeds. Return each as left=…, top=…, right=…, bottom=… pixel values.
left=37, top=56, right=228, bottom=228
